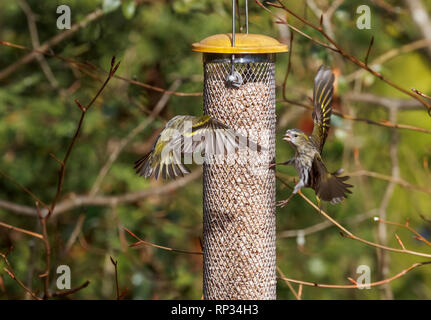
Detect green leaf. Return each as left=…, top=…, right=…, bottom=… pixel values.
left=122, top=0, right=136, bottom=19
left=103, top=0, right=121, bottom=13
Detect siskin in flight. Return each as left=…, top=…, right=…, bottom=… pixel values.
left=275, top=65, right=353, bottom=206
left=134, top=115, right=259, bottom=180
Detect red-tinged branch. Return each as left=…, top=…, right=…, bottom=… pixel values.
left=276, top=175, right=431, bottom=259
left=280, top=99, right=431, bottom=135
left=51, top=280, right=90, bottom=298
left=48, top=57, right=120, bottom=219
left=0, top=251, right=42, bottom=300
left=376, top=218, right=431, bottom=247
left=124, top=227, right=203, bottom=255
left=256, top=0, right=431, bottom=115
left=0, top=9, right=104, bottom=81
left=277, top=266, right=300, bottom=299
left=0, top=40, right=202, bottom=97
left=0, top=221, right=43, bottom=239
left=278, top=261, right=431, bottom=289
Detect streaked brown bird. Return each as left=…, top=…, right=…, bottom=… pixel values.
left=275, top=65, right=352, bottom=206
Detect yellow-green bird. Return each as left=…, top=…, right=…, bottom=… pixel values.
left=135, top=115, right=254, bottom=180
left=276, top=65, right=353, bottom=206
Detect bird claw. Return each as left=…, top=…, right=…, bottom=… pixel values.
left=269, top=163, right=276, bottom=169
left=277, top=192, right=296, bottom=208
left=277, top=199, right=290, bottom=208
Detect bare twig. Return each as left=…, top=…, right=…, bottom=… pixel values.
left=345, top=39, right=431, bottom=83
left=347, top=170, right=431, bottom=195
left=365, top=36, right=375, bottom=66
left=375, top=107, right=399, bottom=299
left=48, top=56, right=120, bottom=219
left=376, top=218, right=431, bottom=247
left=0, top=221, right=43, bottom=239
left=278, top=261, right=431, bottom=289
left=279, top=209, right=378, bottom=238
left=0, top=170, right=202, bottom=217
left=124, top=227, right=203, bottom=255
left=257, top=0, right=431, bottom=114
left=51, top=280, right=90, bottom=298
left=0, top=250, right=41, bottom=300
left=276, top=175, right=431, bottom=259
left=89, top=79, right=182, bottom=196
left=277, top=266, right=300, bottom=299
left=36, top=202, right=51, bottom=299
left=344, top=92, right=424, bottom=111
left=404, top=0, right=431, bottom=59
left=0, top=40, right=202, bottom=97
left=282, top=33, right=294, bottom=101
left=0, top=9, right=104, bottom=81
left=412, top=88, right=431, bottom=100
left=18, top=0, right=58, bottom=88
left=280, top=99, right=431, bottom=134
left=110, top=257, right=120, bottom=300
left=0, top=170, right=49, bottom=209
left=63, top=214, right=86, bottom=255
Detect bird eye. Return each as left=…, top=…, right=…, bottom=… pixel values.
left=293, top=134, right=298, bottom=138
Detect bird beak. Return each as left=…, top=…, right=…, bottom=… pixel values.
left=283, top=133, right=291, bottom=142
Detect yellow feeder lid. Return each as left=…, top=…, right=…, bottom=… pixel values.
left=192, top=33, right=288, bottom=54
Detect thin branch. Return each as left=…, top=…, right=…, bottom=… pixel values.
left=278, top=261, right=431, bottom=289
left=344, top=92, right=424, bottom=111
left=279, top=209, right=378, bottom=238
left=347, top=170, right=431, bottom=195
left=0, top=221, right=43, bottom=239
left=89, top=79, right=182, bottom=196
left=51, top=280, right=90, bottom=298
left=276, top=266, right=300, bottom=299
left=276, top=175, right=431, bottom=259
left=18, top=0, right=58, bottom=88
left=412, top=88, right=431, bottom=100
left=48, top=56, right=120, bottom=219
left=0, top=251, right=41, bottom=300
left=0, top=9, right=104, bottom=81
left=280, top=99, right=431, bottom=134
left=110, top=257, right=120, bottom=300
left=63, top=214, right=85, bottom=255
left=345, top=39, right=431, bottom=83
left=258, top=0, right=431, bottom=114
left=0, top=40, right=202, bottom=97
left=365, top=36, right=375, bottom=66
left=36, top=202, right=51, bottom=299
left=376, top=107, right=399, bottom=299
left=255, top=0, right=338, bottom=51
left=0, top=170, right=49, bottom=209
left=124, top=227, right=203, bottom=255
left=0, top=170, right=202, bottom=217
left=376, top=218, right=431, bottom=247
left=282, top=33, right=294, bottom=101
left=404, top=0, right=431, bottom=59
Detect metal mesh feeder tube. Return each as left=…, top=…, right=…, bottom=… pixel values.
left=193, top=33, right=288, bottom=300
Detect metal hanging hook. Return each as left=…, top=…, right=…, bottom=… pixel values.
left=245, top=0, right=249, bottom=34
left=226, top=0, right=249, bottom=88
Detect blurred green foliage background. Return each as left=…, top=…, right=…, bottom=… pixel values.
left=0, top=0, right=430, bottom=299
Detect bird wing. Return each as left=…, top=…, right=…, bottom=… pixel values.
left=135, top=115, right=262, bottom=180
left=310, top=65, right=335, bottom=154
left=170, top=116, right=260, bottom=158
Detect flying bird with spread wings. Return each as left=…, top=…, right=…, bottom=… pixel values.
left=134, top=115, right=259, bottom=180
left=275, top=65, right=353, bottom=207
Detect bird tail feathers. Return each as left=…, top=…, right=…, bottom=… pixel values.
left=313, top=158, right=353, bottom=204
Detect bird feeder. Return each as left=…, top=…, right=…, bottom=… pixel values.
left=192, top=1, right=288, bottom=300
